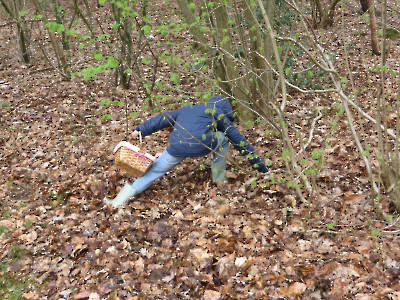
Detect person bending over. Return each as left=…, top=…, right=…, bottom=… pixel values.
left=105, top=95, right=268, bottom=207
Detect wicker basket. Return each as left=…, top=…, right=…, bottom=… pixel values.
left=113, top=141, right=156, bottom=177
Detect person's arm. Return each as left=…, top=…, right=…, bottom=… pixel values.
left=134, top=111, right=179, bottom=137
left=218, top=117, right=268, bottom=173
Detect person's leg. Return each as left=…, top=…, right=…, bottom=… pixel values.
left=131, top=150, right=185, bottom=193
left=211, top=132, right=229, bottom=182
left=105, top=150, right=184, bottom=207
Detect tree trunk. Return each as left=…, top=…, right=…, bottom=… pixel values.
left=368, top=0, right=380, bottom=55
left=1, top=0, right=31, bottom=64
left=176, top=0, right=277, bottom=122
left=176, top=0, right=229, bottom=95
left=318, top=0, right=341, bottom=29
left=32, top=0, right=70, bottom=78
left=17, top=21, right=30, bottom=64
left=212, top=2, right=254, bottom=120
left=243, top=0, right=275, bottom=118
left=359, top=0, right=369, bottom=12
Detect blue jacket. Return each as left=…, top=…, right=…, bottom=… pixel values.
left=135, top=96, right=268, bottom=172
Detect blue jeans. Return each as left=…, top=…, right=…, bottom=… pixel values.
left=131, top=150, right=185, bottom=194
left=131, top=131, right=229, bottom=194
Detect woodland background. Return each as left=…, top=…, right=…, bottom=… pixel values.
left=1, top=0, right=400, bottom=299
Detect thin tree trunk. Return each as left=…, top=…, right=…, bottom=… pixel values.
left=243, top=0, right=274, bottom=118
left=1, top=0, right=31, bottom=64
left=360, top=0, right=369, bottom=12
left=213, top=2, right=254, bottom=121
left=32, top=0, right=70, bottom=78
left=53, top=0, right=69, bottom=50
left=368, top=0, right=380, bottom=55
left=318, top=0, right=340, bottom=29
left=17, top=21, right=30, bottom=64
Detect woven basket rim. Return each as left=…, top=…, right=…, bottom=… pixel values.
left=113, top=141, right=156, bottom=161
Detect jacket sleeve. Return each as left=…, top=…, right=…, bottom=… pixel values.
left=135, top=111, right=179, bottom=137
left=217, top=117, right=268, bottom=173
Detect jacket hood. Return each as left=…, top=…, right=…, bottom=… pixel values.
left=207, top=96, right=235, bottom=122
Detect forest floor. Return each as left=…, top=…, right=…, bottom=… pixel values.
left=1, top=0, right=400, bottom=299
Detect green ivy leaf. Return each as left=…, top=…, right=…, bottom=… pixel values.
left=142, top=25, right=151, bottom=36
left=371, top=230, right=381, bottom=237
left=312, top=149, right=324, bottom=160
left=189, top=3, right=196, bottom=10
left=326, top=222, right=337, bottom=230
left=101, top=114, right=113, bottom=120
left=45, top=22, right=65, bottom=33
left=100, top=99, right=111, bottom=106
left=66, top=30, right=77, bottom=37
left=170, top=73, right=180, bottom=83
left=129, top=112, right=138, bottom=118
left=93, top=51, right=104, bottom=60
left=106, top=57, right=119, bottom=69
left=282, top=149, right=290, bottom=160
left=142, top=57, right=152, bottom=65
left=111, top=23, right=120, bottom=30
left=362, top=150, right=370, bottom=157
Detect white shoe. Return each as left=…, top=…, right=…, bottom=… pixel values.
left=104, top=183, right=137, bottom=208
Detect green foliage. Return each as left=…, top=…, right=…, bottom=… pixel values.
left=74, top=56, right=119, bottom=81
left=32, top=14, right=43, bottom=20
left=326, top=222, right=337, bottom=230
left=101, top=114, right=113, bottom=120
left=250, top=180, right=257, bottom=188
left=282, top=149, right=290, bottom=160
left=274, top=0, right=327, bottom=90
left=24, top=220, right=33, bottom=230
left=0, top=225, right=8, bottom=236
left=311, top=149, right=324, bottom=160
left=9, top=246, right=26, bottom=262
left=170, top=73, right=180, bottom=83
left=0, top=101, right=10, bottom=108
left=0, top=243, right=34, bottom=299
left=100, top=99, right=123, bottom=108
left=371, top=229, right=381, bottom=237
left=383, top=26, right=400, bottom=40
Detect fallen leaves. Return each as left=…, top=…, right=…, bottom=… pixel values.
left=203, top=290, right=221, bottom=300
left=1, top=3, right=400, bottom=299
left=280, top=282, right=307, bottom=297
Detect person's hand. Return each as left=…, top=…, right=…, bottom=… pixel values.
left=132, top=130, right=140, bottom=139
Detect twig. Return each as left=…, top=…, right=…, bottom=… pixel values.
left=302, top=108, right=324, bottom=151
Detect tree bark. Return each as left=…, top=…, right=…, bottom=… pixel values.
left=243, top=0, right=274, bottom=118
left=368, top=0, right=380, bottom=55
left=32, top=0, right=70, bottom=78
left=1, top=0, right=31, bottom=64
left=360, top=0, right=369, bottom=12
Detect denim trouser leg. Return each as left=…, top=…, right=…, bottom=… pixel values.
left=131, top=150, right=185, bottom=194
left=211, top=131, right=229, bottom=182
